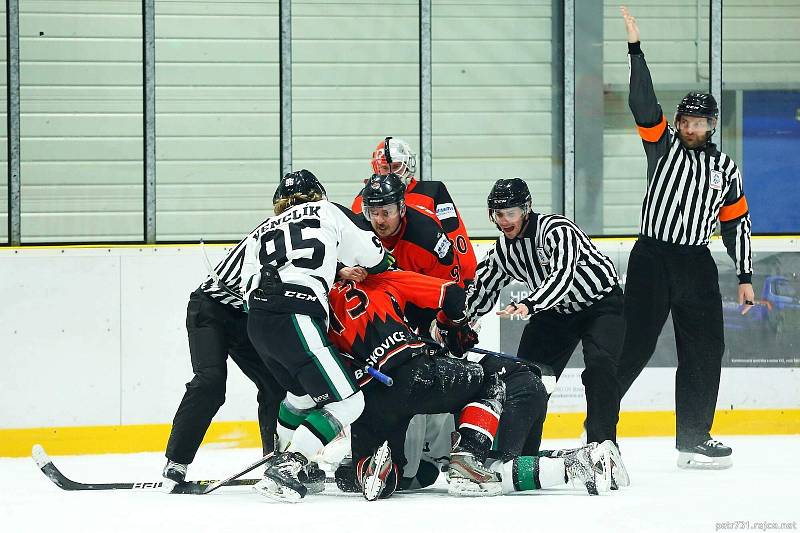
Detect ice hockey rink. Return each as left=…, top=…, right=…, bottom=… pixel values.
left=1, top=435, right=797, bottom=533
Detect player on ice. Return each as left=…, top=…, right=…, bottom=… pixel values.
left=240, top=169, right=392, bottom=502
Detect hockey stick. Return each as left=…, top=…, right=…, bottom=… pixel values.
left=339, top=351, right=393, bottom=387
left=32, top=444, right=260, bottom=494
left=200, top=239, right=243, bottom=301
left=200, top=450, right=276, bottom=494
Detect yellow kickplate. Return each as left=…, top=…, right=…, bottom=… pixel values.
left=2, top=410, right=798, bottom=457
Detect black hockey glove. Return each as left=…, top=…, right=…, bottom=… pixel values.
left=435, top=315, right=479, bottom=359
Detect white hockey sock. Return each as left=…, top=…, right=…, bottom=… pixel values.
left=493, top=456, right=567, bottom=493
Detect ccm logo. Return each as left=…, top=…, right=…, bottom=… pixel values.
left=284, top=290, right=318, bottom=301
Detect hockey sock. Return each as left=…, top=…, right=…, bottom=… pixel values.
left=277, top=401, right=312, bottom=452
left=287, top=409, right=342, bottom=459
left=457, top=401, right=501, bottom=459
left=494, top=456, right=567, bottom=494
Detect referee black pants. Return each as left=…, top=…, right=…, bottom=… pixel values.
left=617, top=237, right=725, bottom=449
left=518, top=288, right=624, bottom=444
left=166, top=289, right=284, bottom=464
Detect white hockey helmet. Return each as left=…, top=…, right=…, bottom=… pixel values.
left=370, top=137, right=417, bottom=183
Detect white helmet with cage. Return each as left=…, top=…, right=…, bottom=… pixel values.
left=370, top=137, right=417, bottom=183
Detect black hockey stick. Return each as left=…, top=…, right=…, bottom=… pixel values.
left=32, top=444, right=261, bottom=494
left=200, top=450, right=276, bottom=494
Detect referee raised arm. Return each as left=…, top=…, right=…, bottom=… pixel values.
left=466, top=178, right=625, bottom=455
left=617, top=6, right=754, bottom=470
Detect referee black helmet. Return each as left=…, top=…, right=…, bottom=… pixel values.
left=487, top=178, right=531, bottom=210
left=676, top=92, right=719, bottom=120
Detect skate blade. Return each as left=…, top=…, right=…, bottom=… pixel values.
left=253, top=479, right=304, bottom=503
left=677, top=452, right=733, bottom=470
left=363, top=442, right=391, bottom=502
left=304, top=480, right=325, bottom=495
left=447, top=477, right=502, bottom=497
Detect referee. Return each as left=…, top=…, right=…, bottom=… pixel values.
left=466, top=178, right=625, bottom=450
left=163, top=227, right=284, bottom=482
left=618, top=7, right=754, bottom=469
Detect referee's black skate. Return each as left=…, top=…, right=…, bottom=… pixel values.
left=254, top=451, right=309, bottom=503
left=677, top=439, right=732, bottom=470
left=162, top=460, right=187, bottom=483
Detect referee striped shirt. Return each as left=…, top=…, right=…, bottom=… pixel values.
left=466, top=213, right=619, bottom=318
left=629, top=46, right=753, bottom=282
left=199, top=224, right=264, bottom=310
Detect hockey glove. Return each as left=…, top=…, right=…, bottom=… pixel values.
left=436, top=312, right=479, bottom=359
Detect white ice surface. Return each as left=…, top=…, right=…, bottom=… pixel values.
left=1, top=436, right=797, bottom=533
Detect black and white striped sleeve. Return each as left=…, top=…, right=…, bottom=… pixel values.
left=519, top=225, right=580, bottom=314
left=719, top=163, right=753, bottom=283
left=465, top=245, right=514, bottom=319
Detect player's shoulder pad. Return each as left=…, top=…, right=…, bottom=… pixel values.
left=411, top=179, right=448, bottom=196
left=332, top=201, right=372, bottom=231
left=404, top=207, right=453, bottom=262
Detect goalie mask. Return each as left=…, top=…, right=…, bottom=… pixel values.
left=371, top=137, right=417, bottom=182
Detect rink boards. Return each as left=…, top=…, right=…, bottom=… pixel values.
left=1, top=238, right=798, bottom=456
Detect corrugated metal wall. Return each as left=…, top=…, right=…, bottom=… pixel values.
left=1, top=0, right=799, bottom=242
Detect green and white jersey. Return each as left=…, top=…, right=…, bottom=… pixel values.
left=241, top=201, right=387, bottom=320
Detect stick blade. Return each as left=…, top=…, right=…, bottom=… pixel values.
left=32, top=444, right=52, bottom=469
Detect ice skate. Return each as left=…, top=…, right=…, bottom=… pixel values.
left=162, top=460, right=187, bottom=483
left=299, top=461, right=326, bottom=495
left=357, top=440, right=395, bottom=501
left=565, top=442, right=611, bottom=495
left=253, top=451, right=309, bottom=503
left=677, top=439, right=732, bottom=470
left=599, top=440, right=630, bottom=489
left=447, top=433, right=501, bottom=497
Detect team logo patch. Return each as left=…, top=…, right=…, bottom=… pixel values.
left=536, top=247, right=548, bottom=265
left=370, top=181, right=381, bottom=190
left=434, top=233, right=452, bottom=259
left=436, top=203, right=457, bottom=220
left=284, top=177, right=294, bottom=187
left=709, top=170, right=723, bottom=190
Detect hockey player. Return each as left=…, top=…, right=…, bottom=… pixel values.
left=617, top=7, right=753, bottom=469
left=465, top=178, right=627, bottom=463
left=351, top=137, right=477, bottom=283
left=328, top=269, right=555, bottom=499
left=361, top=172, right=463, bottom=286
left=240, top=169, right=393, bottom=502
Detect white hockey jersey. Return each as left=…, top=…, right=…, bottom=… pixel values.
left=241, top=201, right=387, bottom=320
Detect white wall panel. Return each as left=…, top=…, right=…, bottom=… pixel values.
left=2, top=241, right=798, bottom=431
left=18, top=0, right=143, bottom=243
left=0, top=252, right=121, bottom=427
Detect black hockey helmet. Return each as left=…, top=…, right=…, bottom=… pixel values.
left=487, top=178, right=531, bottom=211
left=487, top=178, right=532, bottom=225
left=361, top=173, right=406, bottom=210
left=676, top=92, right=719, bottom=120
left=273, top=169, right=326, bottom=205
